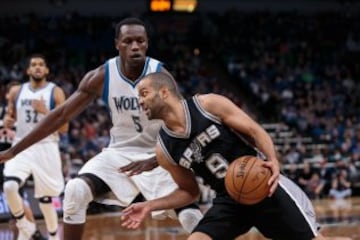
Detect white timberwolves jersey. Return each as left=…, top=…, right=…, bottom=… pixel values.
left=102, top=56, right=163, bottom=154
left=14, top=82, right=58, bottom=144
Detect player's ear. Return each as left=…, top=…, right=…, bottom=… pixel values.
left=159, top=86, right=168, bottom=100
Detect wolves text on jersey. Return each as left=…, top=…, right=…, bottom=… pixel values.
left=112, top=96, right=140, bottom=112
left=20, top=99, right=34, bottom=106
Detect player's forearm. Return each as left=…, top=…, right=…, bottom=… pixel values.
left=11, top=89, right=94, bottom=155
left=3, top=113, right=15, bottom=128
left=147, top=189, right=199, bottom=212
left=57, top=122, right=69, bottom=134
left=253, top=127, right=278, bottom=162
left=11, top=106, right=70, bottom=155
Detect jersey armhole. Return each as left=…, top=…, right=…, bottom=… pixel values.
left=50, top=85, right=56, bottom=110
left=192, top=95, right=222, bottom=124
left=14, top=84, right=24, bottom=112
left=102, top=61, right=110, bottom=105
left=156, top=61, right=163, bottom=72
left=157, top=135, right=177, bottom=166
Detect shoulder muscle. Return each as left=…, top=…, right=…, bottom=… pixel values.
left=78, top=65, right=105, bottom=97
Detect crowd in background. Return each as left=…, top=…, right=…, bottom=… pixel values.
left=0, top=10, right=359, bottom=202
left=211, top=11, right=360, bottom=199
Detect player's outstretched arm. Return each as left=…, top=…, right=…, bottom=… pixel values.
left=53, top=86, right=69, bottom=134
left=0, top=66, right=105, bottom=163
left=198, top=93, right=280, bottom=196
left=121, top=144, right=200, bottom=229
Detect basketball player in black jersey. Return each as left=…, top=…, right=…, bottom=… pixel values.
left=121, top=72, right=328, bottom=240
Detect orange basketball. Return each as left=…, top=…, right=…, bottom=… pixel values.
left=225, top=155, right=271, bottom=205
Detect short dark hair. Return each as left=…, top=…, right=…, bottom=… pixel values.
left=144, top=72, right=182, bottom=99
left=115, top=17, right=147, bottom=39
left=27, top=53, right=47, bottom=68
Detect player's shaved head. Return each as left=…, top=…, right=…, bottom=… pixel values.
left=143, top=72, right=182, bottom=99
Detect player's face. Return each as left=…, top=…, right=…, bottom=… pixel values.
left=26, top=57, right=49, bottom=82
left=115, top=24, right=148, bottom=67
left=138, top=79, right=164, bottom=120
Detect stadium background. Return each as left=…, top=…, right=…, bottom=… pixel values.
left=0, top=0, right=359, bottom=237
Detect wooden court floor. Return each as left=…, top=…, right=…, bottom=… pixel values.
left=1, top=197, right=360, bottom=240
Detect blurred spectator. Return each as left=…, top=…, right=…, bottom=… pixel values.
left=297, top=161, right=317, bottom=191
left=0, top=11, right=360, bottom=197
left=284, top=163, right=300, bottom=184
left=304, top=172, right=325, bottom=200
left=329, top=169, right=352, bottom=199
left=317, top=158, right=335, bottom=196
left=283, top=145, right=301, bottom=164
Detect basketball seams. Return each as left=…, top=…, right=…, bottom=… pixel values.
left=238, top=156, right=257, bottom=203
left=227, top=158, right=241, bottom=201
left=233, top=158, right=244, bottom=200
left=225, top=155, right=271, bottom=205
left=242, top=163, right=271, bottom=194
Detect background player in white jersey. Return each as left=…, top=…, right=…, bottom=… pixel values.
left=3, top=54, right=68, bottom=240
left=0, top=18, right=202, bottom=240
left=0, top=81, right=40, bottom=239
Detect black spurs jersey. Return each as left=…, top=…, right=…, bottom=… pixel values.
left=158, top=96, right=257, bottom=193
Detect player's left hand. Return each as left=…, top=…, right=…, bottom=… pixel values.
left=121, top=202, right=151, bottom=230
left=119, top=158, right=158, bottom=176
left=262, top=160, right=280, bottom=197
left=32, top=96, right=48, bottom=114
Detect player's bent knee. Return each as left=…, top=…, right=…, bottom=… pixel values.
left=3, top=180, right=20, bottom=195
left=178, top=208, right=203, bottom=234
left=63, top=178, right=93, bottom=224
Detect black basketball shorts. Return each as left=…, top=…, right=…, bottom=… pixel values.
left=193, top=175, right=320, bottom=240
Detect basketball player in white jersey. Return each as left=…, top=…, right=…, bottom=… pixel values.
left=1, top=81, right=40, bottom=238
left=3, top=54, right=68, bottom=240
left=0, top=18, right=202, bottom=239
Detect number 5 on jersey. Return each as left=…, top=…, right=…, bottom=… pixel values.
left=132, top=115, right=143, bottom=132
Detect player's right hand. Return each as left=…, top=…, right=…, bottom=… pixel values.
left=262, top=160, right=280, bottom=197
left=119, top=158, right=158, bottom=176
left=31, top=96, right=48, bottom=114
left=121, top=202, right=151, bottom=230
left=0, top=149, right=15, bottom=163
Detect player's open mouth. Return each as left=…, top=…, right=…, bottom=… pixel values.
left=131, top=54, right=142, bottom=59
left=141, top=104, right=147, bottom=111
left=143, top=107, right=150, bottom=115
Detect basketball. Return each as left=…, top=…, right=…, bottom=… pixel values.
left=225, top=155, right=271, bottom=205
